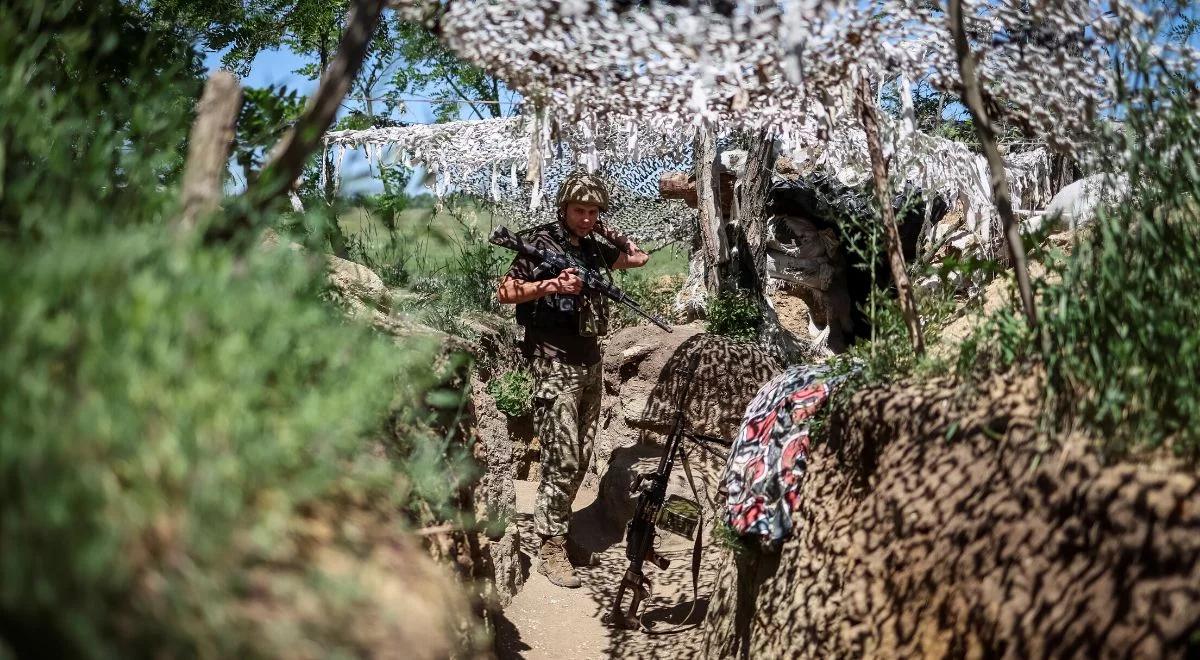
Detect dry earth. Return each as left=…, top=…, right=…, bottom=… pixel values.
left=494, top=480, right=720, bottom=660
left=476, top=298, right=1197, bottom=659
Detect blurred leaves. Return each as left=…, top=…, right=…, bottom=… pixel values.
left=0, top=1, right=469, bottom=655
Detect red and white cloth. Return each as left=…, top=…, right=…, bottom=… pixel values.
left=720, top=364, right=854, bottom=544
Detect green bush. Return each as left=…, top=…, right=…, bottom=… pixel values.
left=0, top=1, right=470, bottom=656
left=486, top=369, right=534, bottom=418
left=950, top=62, right=1200, bottom=460
left=393, top=214, right=508, bottom=337
left=1041, top=115, right=1200, bottom=459
left=611, top=268, right=679, bottom=331
left=0, top=230, right=463, bottom=656
left=705, top=290, right=762, bottom=341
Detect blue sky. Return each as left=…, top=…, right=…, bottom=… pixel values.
left=202, top=48, right=465, bottom=196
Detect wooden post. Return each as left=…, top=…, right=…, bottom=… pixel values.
left=177, top=71, right=242, bottom=232
left=731, top=130, right=774, bottom=291
left=949, top=0, right=1039, bottom=331
left=855, top=75, right=925, bottom=356
left=694, top=125, right=726, bottom=293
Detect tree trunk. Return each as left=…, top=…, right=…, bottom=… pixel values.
left=731, top=130, right=773, bottom=292
left=222, top=0, right=385, bottom=255
left=948, top=0, right=1039, bottom=331
left=694, top=124, right=726, bottom=294
left=855, top=75, right=925, bottom=356
left=319, top=35, right=336, bottom=206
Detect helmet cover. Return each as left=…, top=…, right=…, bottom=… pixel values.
left=555, top=170, right=610, bottom=211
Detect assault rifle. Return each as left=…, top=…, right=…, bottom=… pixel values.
left=604, top=355, right=729, bottom=631
left=488, top=225, right=673, bottom=333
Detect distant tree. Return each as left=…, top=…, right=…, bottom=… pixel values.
left=1, top=0, right=204, bottom=234
left=390, top=21, right=512, bottom=122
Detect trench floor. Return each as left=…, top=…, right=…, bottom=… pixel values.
left=495, top=480, right=720, bottom=659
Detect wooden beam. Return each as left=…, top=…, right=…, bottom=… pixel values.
left=694, top=125, right=727, bottom=293
left=731, top=130, right=773, bottom=291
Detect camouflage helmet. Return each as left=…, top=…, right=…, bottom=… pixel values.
left=555, top=170, right=610, bottom=211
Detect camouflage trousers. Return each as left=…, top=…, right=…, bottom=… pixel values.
left=531, top=357, right=603, bottom=538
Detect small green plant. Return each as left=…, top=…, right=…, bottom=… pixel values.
left=486, top=369, right=534, bottom=417
left=712, top=520, right=755, bottom=557
left=705, top=290, right=762, bottom=341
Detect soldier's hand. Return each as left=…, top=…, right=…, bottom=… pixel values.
left=554, top=268, right=583, bottom=295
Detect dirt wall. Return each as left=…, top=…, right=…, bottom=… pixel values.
left=703, top=374, right=1200, bottom=658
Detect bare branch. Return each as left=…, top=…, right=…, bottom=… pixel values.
left=855, top=74, right=925, bottom=356
left=249, top=0, right=387, bottom=213
left=949, top=0, right=1039, bottom=332
left=442, top=74, right=486, bottom=120
left=694, top=125, right=726, bottom=294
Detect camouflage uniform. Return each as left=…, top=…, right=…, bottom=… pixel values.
left=531, top=357, right=604, bottom=537
left=502, top=169, right=633, bottom=586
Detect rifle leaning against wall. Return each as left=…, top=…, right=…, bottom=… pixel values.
left=488, top=225, right=673, bottom=333
left=604, top=353, right=730, bottom=632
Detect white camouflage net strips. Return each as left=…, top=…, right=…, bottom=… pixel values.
left=335, top=0, right=1197, bottom=244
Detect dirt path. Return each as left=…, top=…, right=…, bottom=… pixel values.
left=495, top=480, right=722, bottom=659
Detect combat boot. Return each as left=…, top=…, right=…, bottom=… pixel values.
left=538, top=535, right=582, bottom=588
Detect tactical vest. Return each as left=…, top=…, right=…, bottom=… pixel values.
left=514, top=222, right=612, bottom=337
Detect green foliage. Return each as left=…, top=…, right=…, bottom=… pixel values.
left=0, top=2, right=469, bottom=655
left=949, top=55, right=1200, bottom=460
left=712, top=520, right=755, bottom=557
left=1041, top=129, right=1200, bottom=457
left=955, top=296, right=1038, bottom=378
left=705, top=291, right=762, bottom=341
left=387, top=208, right=509, bottom=337
left=0, top=230, right=461, bottom=656
left=154, top=0, right=348, bottom=77
left=486, top=369, right=534, bottom=418
left=155, top=1, right=507, bottom=124
left=611, top=268, right=680, bottom=331
left=234, top=85, right=307, bottom=186
left=391, top=21, right=508, bottom=122
left=0, top=0, right=203, bottom=235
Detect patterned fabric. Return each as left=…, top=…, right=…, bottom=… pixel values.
left=720, top=364, right=856, bottom=544
left=508, top=222, right=620, bottom=365
left=555, top=170, right=611, bottom=211
left=531, top=358, right=603, bottom=537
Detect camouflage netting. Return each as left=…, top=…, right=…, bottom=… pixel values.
left=361, top=0, right=1196, bottom=247
left=326, top=112, right=1055, bottom=254
left=325, top=117, right=700, bottom=242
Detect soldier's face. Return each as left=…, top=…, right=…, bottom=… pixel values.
left=564, top=202, right=601, bottom=237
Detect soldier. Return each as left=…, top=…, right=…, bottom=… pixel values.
left=496, top=171, right=650, bottom=588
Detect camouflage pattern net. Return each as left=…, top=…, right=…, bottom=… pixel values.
left=325, top=112, right=1056, bottom=251
left=326, top=116, right=707, bottom=243
left=370, top=0, right=1196, bottom=252
left=392, top=0, right=1197, bottom=157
